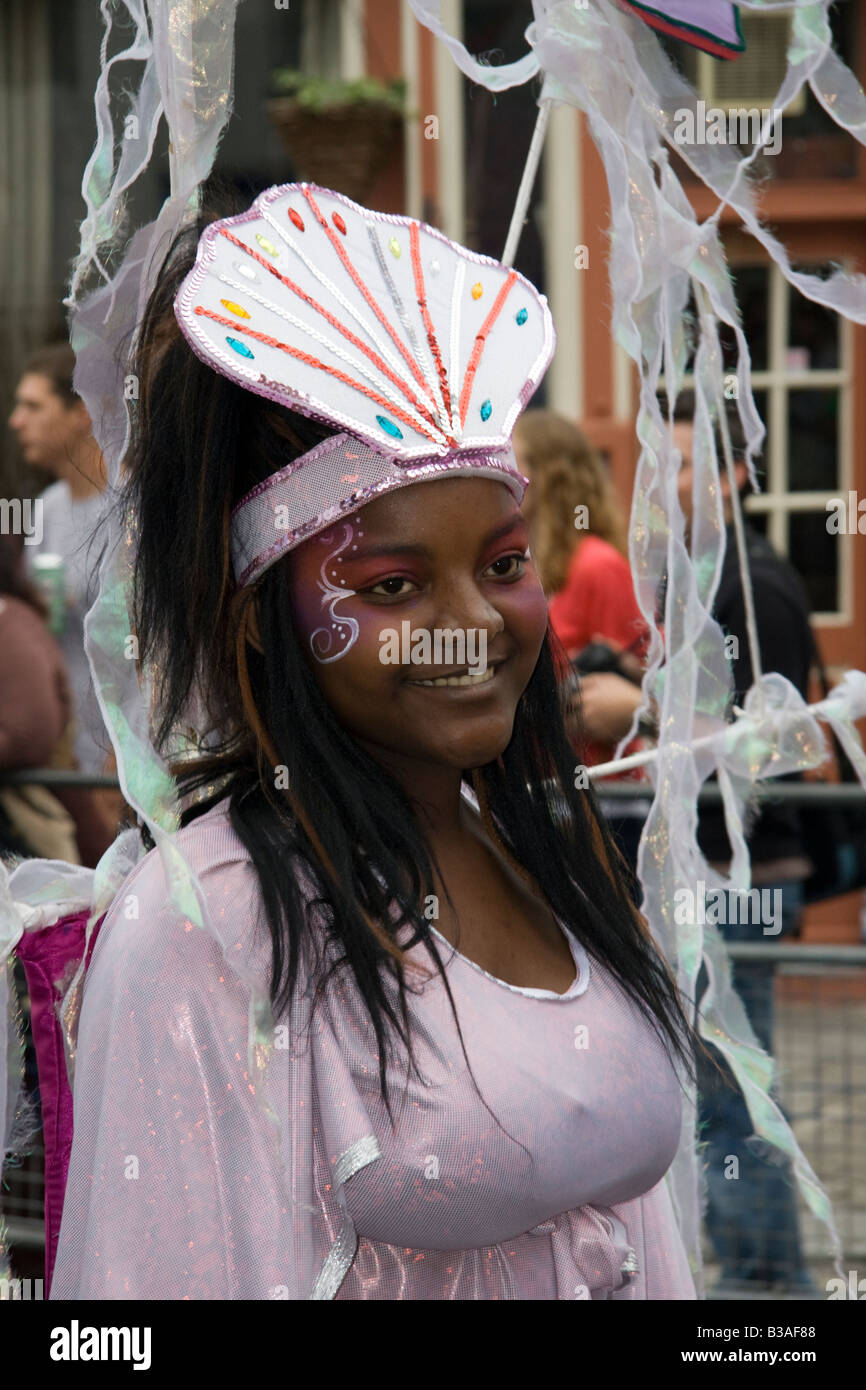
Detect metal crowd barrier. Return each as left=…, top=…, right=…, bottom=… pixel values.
left=701, top=942, right=866, bottom=1300
left=1, top=769, right=866, bottom=802
left=0, top=770, right=122, bottom=789
left=594, top=781, right=866, bottom=804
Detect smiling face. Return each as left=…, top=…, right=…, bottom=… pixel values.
left=283, top=476, right=549, bottom=779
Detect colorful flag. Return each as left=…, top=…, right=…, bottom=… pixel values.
left=617, top=0, right=744, bottom=59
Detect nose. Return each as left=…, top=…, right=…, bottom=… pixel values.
left=432, top=573, right=505, bottom=644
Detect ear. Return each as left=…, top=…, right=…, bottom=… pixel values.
left=720, top=458, right=749, bottom=494
left=246, top=594, right=264, bottom=654
left=734, top=458, right=749, bottom=487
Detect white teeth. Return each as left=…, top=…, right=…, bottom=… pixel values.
left=411, top=666, right=496, bottom=688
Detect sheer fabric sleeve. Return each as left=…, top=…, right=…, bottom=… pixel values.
left=49, top=846, right=301, bottom=1300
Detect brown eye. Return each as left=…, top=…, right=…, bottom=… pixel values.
left=484, top=553, right=527, bottom=580
left=367, top=576, right=418, bottom=597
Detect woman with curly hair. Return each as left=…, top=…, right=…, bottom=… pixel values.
left=513, top=410, right=653, bottom=869
left=513, top=408, right=647, bottom=671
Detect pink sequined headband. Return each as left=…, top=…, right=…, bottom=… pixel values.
left=174, top=183, right=556, bottom=585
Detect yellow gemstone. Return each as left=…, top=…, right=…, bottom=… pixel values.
left=256, top=234, right=279, bottom=257
left=389, top=237, right=401, bottom=259
left=471, top=282, right=483, bottom=300
left=220, top=299, right=250, bottom=318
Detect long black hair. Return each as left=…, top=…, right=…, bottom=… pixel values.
left=123, top=190, right=704, bottom=1124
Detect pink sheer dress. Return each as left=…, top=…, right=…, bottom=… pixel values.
left=49, top=802, right=696, bottom=1300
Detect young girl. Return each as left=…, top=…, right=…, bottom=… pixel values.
left=48, top=185, right=699, bottom=1300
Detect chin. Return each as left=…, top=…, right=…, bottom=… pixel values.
left=429, top=720, right=516, bottom=771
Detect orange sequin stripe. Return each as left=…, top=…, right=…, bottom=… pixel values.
left=218, top=228, right=442, bottom=436
left=301, top=188, right=440, bottom=418
left=409, top=220, right=453, bottom=427
left=458, top=270, right=517, bottom=428
left=195, top=306, right=442, bottom=444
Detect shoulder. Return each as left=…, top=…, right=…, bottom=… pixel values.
left=721, top=533, right=811, bottom=621
left=0, top=595, right=54, bottom=653
left=38, top=480, right=71, bottom=522
left=565, top=535, right=632, bottom=590
left=570, top=534, right=629, bottom=574
left=0, top=594, right=39, bottom=631
left=89, top=801, right=272, bottom=994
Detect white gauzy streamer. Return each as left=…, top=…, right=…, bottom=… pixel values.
left=0, top=0, right=242, bottom=1262
left=408, top=0, right=866, bottom=1285
left=533, top=0, right=856, bottom=1284
left=405, top=0, right=540, bottom=89
left=67, top=0, right=240, bottom=930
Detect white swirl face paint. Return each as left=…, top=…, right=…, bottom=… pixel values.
left=310, top=516, right=363, bottom=663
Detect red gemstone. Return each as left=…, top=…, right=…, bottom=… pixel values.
left=288, top=207, right=304, bottom=231
left=332, top=212, right=347, bottom=235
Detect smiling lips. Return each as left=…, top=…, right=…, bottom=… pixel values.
left=407, top=664, right=500, bottom=689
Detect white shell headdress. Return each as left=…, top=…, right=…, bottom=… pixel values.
left=173, top=183, right=555, bottom=585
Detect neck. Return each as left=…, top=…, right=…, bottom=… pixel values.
left=62, top=437, right=106, bottom=501
left=359, top=744, right=467, bottom=839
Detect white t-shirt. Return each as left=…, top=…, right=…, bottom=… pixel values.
left=29, top=480, right=110, bottom=774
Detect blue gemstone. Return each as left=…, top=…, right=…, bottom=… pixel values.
left=480, top=399, right=493, bottom=422
left=376, top=414, right=403, bottom=439
left=226, top=336, right=254, bottom=359
left=516, top=307, right=528, bottom=325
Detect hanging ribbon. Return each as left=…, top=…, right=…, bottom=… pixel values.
left=407, top=0, right=866, bottom=1287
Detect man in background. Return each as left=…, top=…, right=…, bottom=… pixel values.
left=676, top=401, right=817, bottom=1296
left=580, top=398, right=818, bottom=1296
left=8, top=343, right=110, bottom=776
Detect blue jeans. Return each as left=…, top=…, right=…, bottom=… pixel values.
left=695, top=880, right=815, bottom=1289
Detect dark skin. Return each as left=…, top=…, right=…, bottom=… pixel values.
left=284, top=476, right=579, bottom=995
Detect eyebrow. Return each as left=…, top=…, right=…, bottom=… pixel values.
left=341, top=515, right=528, bottom=562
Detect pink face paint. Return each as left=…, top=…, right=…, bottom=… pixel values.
left=310, top=517, right=363, bottom=664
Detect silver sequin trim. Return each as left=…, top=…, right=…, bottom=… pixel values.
left=309, top=1133, right=382, bottom=1300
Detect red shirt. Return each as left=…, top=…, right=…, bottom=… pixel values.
left=548, top=534, right=648, bottom=661
left=548, top=535, right=649, bottom=777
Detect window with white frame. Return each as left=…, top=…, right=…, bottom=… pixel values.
left=660, top=4, right=859, bottom=181
left=665, top=261, right=852, bottom=621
